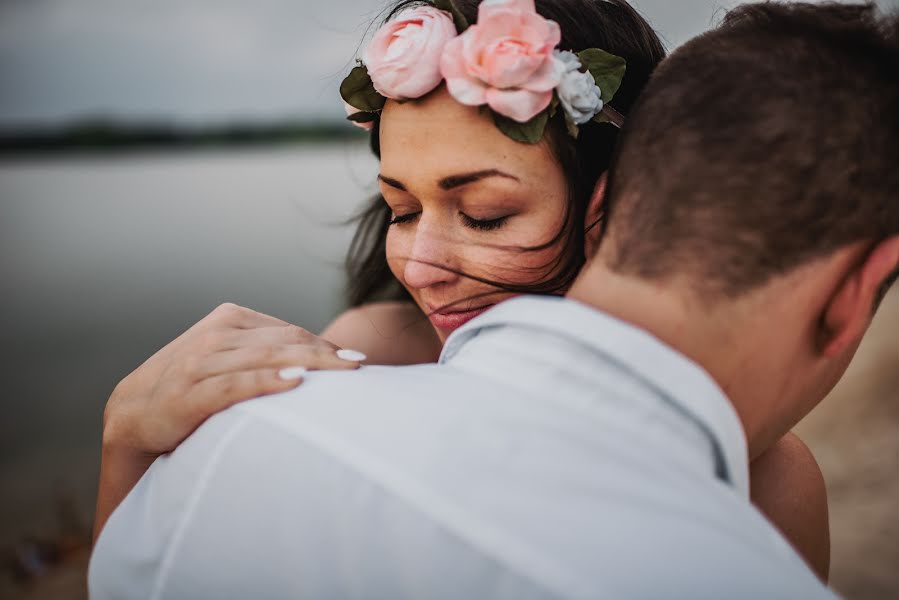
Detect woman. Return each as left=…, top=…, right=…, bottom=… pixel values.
left=95, top=0, right=830, bottom=580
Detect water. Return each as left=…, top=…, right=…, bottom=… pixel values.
left=0, top=143, right=378, bottom=546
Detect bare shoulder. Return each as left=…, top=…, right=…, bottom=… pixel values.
left=749, top=432, right=830, bottom=582
left=321, top=301, right=442, bottom=366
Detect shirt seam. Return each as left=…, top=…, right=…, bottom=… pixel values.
left=149, top=416, right=250, bottom=600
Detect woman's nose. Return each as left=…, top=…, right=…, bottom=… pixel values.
left=402, top=223, right=458, bottom=290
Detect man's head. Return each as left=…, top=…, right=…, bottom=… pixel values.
left=574, top=2, right=899, bottom=456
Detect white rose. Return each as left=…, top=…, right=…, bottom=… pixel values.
left=554, top=50, right=604, bottom=126
left=555, top=49, right=582, bottom=73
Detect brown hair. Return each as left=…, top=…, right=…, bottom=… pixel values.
left=345, top=0, right=665, bottom=307
left=603, top=2, right=899, bottom=298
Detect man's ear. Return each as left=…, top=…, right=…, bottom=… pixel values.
left=819, top=235, right=899, bottom=358
left=584, top=173, right=607, bottom=258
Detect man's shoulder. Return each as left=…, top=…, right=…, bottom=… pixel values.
left=91, top=363, right=836, bottom=600
left=232, top=364, right=480, bottom=445
left=214, top=364, right=513, bottom=492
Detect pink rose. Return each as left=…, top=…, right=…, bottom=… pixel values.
left=440, top=0, right=563, bottom=123
left=362, top=6, right=457, bottom=100
left=344, top=102, right=374, bottom=131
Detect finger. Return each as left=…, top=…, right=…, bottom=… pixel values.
left=204, top=303, right=290, bottom=331
left=167, top=306, right=292, bottom=358
left=213, top=324, right=338, bottom=353
left=187, top=368, right=303, bottom=417
left=121, top=308, right=299, bottom=392
left=195, top=344, right=361, bottom=380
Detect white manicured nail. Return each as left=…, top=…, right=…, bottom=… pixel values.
left=336, top=349, right=367, bottom=362
left=278, top=367, right=307, bottom=381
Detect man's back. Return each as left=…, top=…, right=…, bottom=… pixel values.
left=89, top=297, right=833, bottom=599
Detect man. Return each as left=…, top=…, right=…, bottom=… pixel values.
left=89, top=3, right=899, bottom=598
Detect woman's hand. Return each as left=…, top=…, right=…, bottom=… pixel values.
left=94, top=303, right=363, bottom=540
left=103, top=303, right=361, bottom=455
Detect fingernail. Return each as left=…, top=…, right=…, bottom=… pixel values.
left=336, top=349, right=367, bottom=362
left=278, top=367, right=307, bottom=381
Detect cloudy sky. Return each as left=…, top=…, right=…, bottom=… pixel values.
left=0, top=0, right=896, bottom=127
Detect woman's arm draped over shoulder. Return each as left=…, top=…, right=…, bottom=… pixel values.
left=749, top=432, right=830, bottom=582
left=321, top=301, right=442, bottom=366
left=93, top=303, right=361, bottom=542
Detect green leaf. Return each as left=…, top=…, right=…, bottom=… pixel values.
left=347, top=111, right=376, bottom=124
left=549, top=95, right=560, bottom=118
left=577, top=48, right=627, bottom=104
left=492, top=110, right=549, bottom=145
left=432, top=0, right=469, bottom=33
left=340, top=65, right=386, bottom=113
left=592, top=105, right=626, bottom=128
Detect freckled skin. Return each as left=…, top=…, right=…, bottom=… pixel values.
left=378, top=86, right=570, bottom=342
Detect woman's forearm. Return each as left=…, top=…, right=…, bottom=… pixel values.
left=92, top=303, right=363, bottom=543
left=93, top=439, right=158, bottom=543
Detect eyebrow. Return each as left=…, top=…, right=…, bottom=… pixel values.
left=378, top=169, right=520, bottom=192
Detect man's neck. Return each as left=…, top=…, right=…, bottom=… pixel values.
left=566, top=260, right=787, bottom=458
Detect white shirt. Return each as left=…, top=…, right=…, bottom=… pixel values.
left=89, top=296, right=836, bottom=599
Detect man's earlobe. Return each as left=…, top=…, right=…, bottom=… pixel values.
left=819, top=236, right=899, bottom=357
left=584, top=173, right=608, bottom=258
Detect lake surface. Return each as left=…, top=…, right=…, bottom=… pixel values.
left=0, top=144, right=378, bottom=547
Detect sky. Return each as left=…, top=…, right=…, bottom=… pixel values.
left=0, top=0, right=896, bottom=127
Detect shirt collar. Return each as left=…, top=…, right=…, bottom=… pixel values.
left=441, top=295, right=750, bottom=497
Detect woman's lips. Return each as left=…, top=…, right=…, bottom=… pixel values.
left=426, top=304, right=494, bottom=333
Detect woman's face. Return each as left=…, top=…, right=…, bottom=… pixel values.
left=379, top=87, right=570, bottom=342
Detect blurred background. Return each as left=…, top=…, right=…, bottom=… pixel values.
left=1, top=0, right=897, bottom=598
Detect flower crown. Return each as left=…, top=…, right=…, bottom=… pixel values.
left=340, top=0, right=627, bottom=144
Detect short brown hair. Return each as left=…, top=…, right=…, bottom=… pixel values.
left=603, top=2, right=899, bottom=298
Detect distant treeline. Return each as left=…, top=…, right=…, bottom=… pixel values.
left=0, top=119, right=365, bottom=154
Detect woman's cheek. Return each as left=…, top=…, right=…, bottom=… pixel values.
left=512, top=247, right=565, bottom=286
left=467, top=226, right=564, bottom=286
left=508, top=217, right=571, bottom=284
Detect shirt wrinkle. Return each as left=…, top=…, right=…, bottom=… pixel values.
left=229, top=408, right=599, bottom=600
left=443, top=296, right=750, bottom=496
left=150, top=416, right=250, bottom=600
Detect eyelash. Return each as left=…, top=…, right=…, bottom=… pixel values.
left=460, top=214, right=508, bottom=231
left=389, top=212, right=418, bottom=226
left=388, top=212, right=509, bottom=232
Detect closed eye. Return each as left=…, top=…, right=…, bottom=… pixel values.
left=389, top=212, right=420, bottom=226
left=460, top=213, right=509, bottom=231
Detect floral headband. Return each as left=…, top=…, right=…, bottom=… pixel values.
left=340, top=0, right=627, bottom=144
